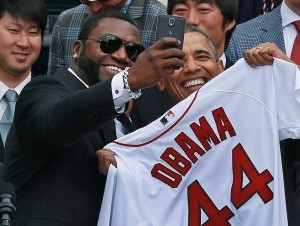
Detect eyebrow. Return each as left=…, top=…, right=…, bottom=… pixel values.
left=194, top=49, right=212, bottom=56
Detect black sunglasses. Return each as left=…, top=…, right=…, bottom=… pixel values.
left=86, top=34, right=145, bottom=62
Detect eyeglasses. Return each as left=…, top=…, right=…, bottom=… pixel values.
left=86, top=34, right=145, bottom=62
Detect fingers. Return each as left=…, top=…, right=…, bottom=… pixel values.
left=96, top=149, right=117, bottom=176
left=243, top=43, right=275, bottom=67
left=153, top=37, right=182, bottom=50
left=127, top=38, right=185, bottom=90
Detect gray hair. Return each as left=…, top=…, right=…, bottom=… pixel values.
left=184, top=25, right=219, bottom=61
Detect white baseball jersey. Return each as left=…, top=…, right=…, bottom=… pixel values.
left=98, top=59, right=300, bottom=226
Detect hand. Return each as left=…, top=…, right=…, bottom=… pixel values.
left=127, top=37, right=185, bottom=90
left=243, top=42, right=292, bottom=67
left=96, top=149, right=117, bottom=175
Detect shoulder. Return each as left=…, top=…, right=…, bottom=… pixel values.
left=233, top=7, right=281, bottom=37
left=55, top=4, right=90, bottom=24
left=128, top=0, right=167, bottom=16
left=22, top=70, right=72, bottom=94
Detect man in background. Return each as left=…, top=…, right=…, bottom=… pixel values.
left=47, top=0, right=167, bottom=75
left=0, top=0, right=47, bottom=163
left=168, top=0, right=238, bottom=69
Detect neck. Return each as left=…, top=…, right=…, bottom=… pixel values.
left=70, top=61, right=97, bottom=86
left=285, top=0, right=300, bottom=17
left=0, top=70, right=30, bottom=88
left=115, top=0, right=127, bottom=10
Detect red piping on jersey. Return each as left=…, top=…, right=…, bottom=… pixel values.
left=113, top=88, right=200, bottom=147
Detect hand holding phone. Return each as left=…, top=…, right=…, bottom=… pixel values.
left=155, top=15, right=186, bottom=50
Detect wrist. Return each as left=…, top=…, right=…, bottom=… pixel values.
left=122, top=67, right=141, bottom=99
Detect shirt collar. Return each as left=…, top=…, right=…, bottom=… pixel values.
left=120, top=0, right=131, bottom=13
left=219, top=53, right=226, bottom=68
left=282, top=0, right=300, bottom=28
left=0, top=72, right=31, bottom=99
left=68, top=67, right=89, bottom=88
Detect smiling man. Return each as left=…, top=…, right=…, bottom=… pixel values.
left=168, top=0, right=238, bottom=69
left=157, top=26, right=223, bottom=102
left=48, top=0, right=167, bottom=75
left=4, top=9, right=185, bottom=225
left=130, top=26, right=223, bottom=128
left=0, top=0, right=47, bottom=160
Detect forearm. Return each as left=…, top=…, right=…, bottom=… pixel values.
left=15, top=77, right=117, bottom=151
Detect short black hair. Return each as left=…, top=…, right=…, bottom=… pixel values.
left=167, top=0, right=239, bottom=49
left=0, top=0, right=47, bottom=38
left=185, top=25, right=219, bottom=61
left=78, top=9, right=138, bottom=41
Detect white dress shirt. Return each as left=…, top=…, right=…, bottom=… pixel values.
left=282, top=0, right=300, bottom=57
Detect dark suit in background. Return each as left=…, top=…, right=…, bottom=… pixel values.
left=4, top=68, right=129, bottom=226
left=238, top=0, right=282, bottom=24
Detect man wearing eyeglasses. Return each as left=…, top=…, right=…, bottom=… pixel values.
left=4, top=10, right=185, bottom=226
left=47, top=0, right=167, bottom=75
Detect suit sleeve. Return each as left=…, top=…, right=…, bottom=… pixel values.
left=14, top=76, right=118, bottom=152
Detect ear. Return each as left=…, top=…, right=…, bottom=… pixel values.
left=215, top=59, right=225, bottom=76
left=72, top=40, right=84, bottom=59
left=225, top=19, right=236, bottom=32
left=157, top=79, right=166, bottom=91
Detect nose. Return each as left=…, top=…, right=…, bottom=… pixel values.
left=111, top=45, right=131, bottom=64
left=16, top=32, right=30, bottom=48
left=183, top=56, right=199, bottom=73
left=185, top=10, right=200, bottom=26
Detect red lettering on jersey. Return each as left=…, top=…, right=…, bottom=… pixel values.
left=151, top=163, right=182, bottom=188
left=212, top=107, right=236, bottom=141
left=190, top=116, right=220, bottom=151
left=231, top=143, right=273, bottom=208
left=188, top=180, right=234, bottom=226
left=175, top=132, right=206, bottom=163
left=161, top=147, right=192, bottom=176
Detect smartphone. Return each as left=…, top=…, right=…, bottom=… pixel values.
left=155, top=15, right=186, bottom=50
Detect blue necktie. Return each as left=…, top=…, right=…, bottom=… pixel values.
left=0, top=90, right=18, bottom=145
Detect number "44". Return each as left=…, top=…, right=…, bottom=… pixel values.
left=188, top=143, right=274, bottom=226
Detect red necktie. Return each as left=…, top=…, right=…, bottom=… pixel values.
left=291, top=21, right=300, bottom=65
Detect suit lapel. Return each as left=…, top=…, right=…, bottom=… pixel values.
left=0, top=136, right=4, bottom=163
left=54, top=68, right=87, bottom=91
left=225, top=56, right=234, bottom=70
left=100, top=120, right=117, bottom=144
left=260, top=6, right=286, bottom=53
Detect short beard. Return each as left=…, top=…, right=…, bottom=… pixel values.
left=77, top=52, right=101, bottom=84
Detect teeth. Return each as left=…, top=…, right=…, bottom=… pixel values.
left=183, top=79, right=205, bottom=88
left=105, top=66, right=122, bottom=73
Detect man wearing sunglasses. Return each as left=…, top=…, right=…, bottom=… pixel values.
left=47, top=0, right=167, bottom=75
left=4, top=10, right=185, bottom=226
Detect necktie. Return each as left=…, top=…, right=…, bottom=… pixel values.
left=291, top=21, right=300, bottom=65
left=0, top=90, right=18, bottom=145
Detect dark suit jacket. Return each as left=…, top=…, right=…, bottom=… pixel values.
left=238, top=0, right=282, bottom=24
left=3, top=68, right=128, bottom=226
left=131, top=86, right=176, bottom=129
left=0, top=139, right=3, bottom=163
left=225, top=56, right=234, bottom=70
